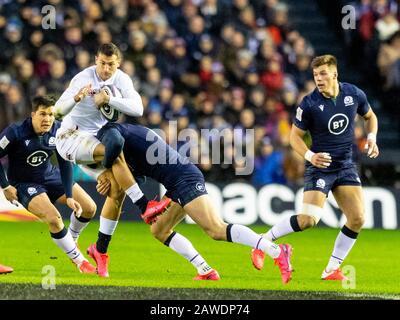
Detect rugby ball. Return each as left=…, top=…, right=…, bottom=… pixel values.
left=100, top=85, right=122, bottom=122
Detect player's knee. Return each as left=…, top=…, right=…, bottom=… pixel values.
left=46, top=213, right=64, bottom=229
left=300, top=204, right=323, bottom=230
left=83, top=201, right=97, bottom=218
left=298, top=214, right=316, bottom=230
left=151, top=224, right=171, bottom=243
left=348, top=213, right=365, bottom=230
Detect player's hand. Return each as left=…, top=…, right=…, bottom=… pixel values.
left=364, top=139, right=379, bottom=158
left=310, top=152, right=332, bottom=169
left=3, top=185, right=18, bottom=203
left=94, top=89, right=110, bottom=108
left=96, top=176, right=111, bottom=196
left=66, top=198, right=83, bottom=218
left=74, top=84, right=92, bottom=102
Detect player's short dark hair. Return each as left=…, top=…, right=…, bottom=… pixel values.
left=311, top=54, right=337, bottom=69
left=31, top=95, right=56, bottom=112
left=96, top=43, right=122, bottom=60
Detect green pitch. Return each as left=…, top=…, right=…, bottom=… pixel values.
left=0, top=220, right=399, bottom=299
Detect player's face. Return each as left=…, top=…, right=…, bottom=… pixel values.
left=313, top=64, right=338, bottom=94
left=95, top=53, right=121, bottom=81
left=31, top=106, right=55, bottom=135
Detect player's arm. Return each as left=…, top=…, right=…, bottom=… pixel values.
left=56, top=152, right=82, bottom=216
left=96, top=73, right=143, bottom=117
left=292, top=103, right=332, bottom=169
left=0, top=127, right=18, bottom=202
left=362, top=108, right=379, bottom=158
left=357, top=87, right=379, bottom=158
left=54, top=74, right=92, bottom=118
left=290, top=125, right=332, bottom=169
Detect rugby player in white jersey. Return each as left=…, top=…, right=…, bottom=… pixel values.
left=54, top=44, right=170, bottom=273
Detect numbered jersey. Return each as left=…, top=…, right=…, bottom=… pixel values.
left=0, top=118, right=61, bottom=184
left=294, top=82, right=371, bottom=171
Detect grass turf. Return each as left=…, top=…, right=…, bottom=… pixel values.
left=0, top=221, right=399, bottom=299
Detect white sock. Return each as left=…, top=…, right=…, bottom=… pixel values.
left=125, top=183, right=144, bottom=204
left=51, top=228, right=85, bottom=265
left=99, top=216, right=119, bottom=235
left=165, top=232, right=212, bottom=275
left=264, top=215, right=298, bottom=241
left=228, top=224, right=281, bottom=259
left=68, top=212, right=90, bottom=242
left=326, top=226, right=358, bottom=272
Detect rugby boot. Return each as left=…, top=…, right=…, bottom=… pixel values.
left=274, top=244, right=293, bottom=284
left=321, top=268, right=348, bottom=281
left=141, top=197, right=172, bottom=224
left=87, top=243, right=110, bottom=278
left=251, top=248, right=265, bottom=270
left=0, top=264, right=13, bottom=274
left=193, top=269, right=220, bottom=281
left=77, top=260, right=97, bottom=274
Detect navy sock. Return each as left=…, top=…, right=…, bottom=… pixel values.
left=96, top=231, right=112, bottom=254
left=136, top=195, right=149, bottom=213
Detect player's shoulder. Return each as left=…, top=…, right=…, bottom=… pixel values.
left=299, top=89, right=319, bottom=110
left=114, top=69, right=133, bottom=86
left=340, top=82, right=365, bottom=95
left=4, top=118, right=31, bottom=140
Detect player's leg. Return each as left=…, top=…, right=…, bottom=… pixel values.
left=150, top=200, right=219, bottom=280
left=92, top=142, right=170, bottom=221
left=265, top=190, right=326, bottom=242
left=183, top=194, right=293, bottom=283
left=322, top=185, right=364, bottom=280
left=251, top=170, right=332, bottom=271
left=56, top=183, right=97, bottom=242
left=87, top=170, right=125, bottom=277
left=58, top=127, right=168, bottom=223
left=26, top=191, right=95, bottom=273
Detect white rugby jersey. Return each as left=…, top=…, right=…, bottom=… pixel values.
left=55, top=66, right=143, bottom=135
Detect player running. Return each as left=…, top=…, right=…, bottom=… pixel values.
left=0, top=96, right=97, bottom=273
left=83, top=122, right=293, bottom=284
left=251, top=54, right=379, bottom=280
left=54, top=43, right=170, bottom=236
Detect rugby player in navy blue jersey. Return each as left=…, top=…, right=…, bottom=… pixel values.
left=0, top=96, right=97, bottom=273
left=251, top=54, right=379, bottom=280
left=84, top=123, right=293, bottom=283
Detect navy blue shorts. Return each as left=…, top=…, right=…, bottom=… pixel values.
left=15, top=181, right=67, bottom=208
left=304, top=165, right=361, bottom=195
left=165, top=176, right=208, bottom=207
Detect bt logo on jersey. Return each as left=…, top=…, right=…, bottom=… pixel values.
left=27, top=151, right=49, bottom=167
left=328, top=113, right=349, bottom=135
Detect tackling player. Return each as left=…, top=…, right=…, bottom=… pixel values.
left=54, top=43, right=170, bottom=256
left=84, top=123, right=294, bottom=284
left=251, top=54, right=379, bottom=280
left=0, top=96, right=97, bottom=273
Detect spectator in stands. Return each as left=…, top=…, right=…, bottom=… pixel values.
left=252, top=136, right=286, bottom=187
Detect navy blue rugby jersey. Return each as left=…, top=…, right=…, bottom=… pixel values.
left=0, top=118, right=71, bottom=191
left=294, top=82, right=370, bottom=171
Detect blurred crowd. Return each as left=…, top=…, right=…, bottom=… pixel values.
left=0, top=0, right=369, bottom=187
left=344, top=0, right=400, bottom=115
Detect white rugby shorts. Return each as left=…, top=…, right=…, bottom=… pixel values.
left=55, top=125, right=101, bottom=164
